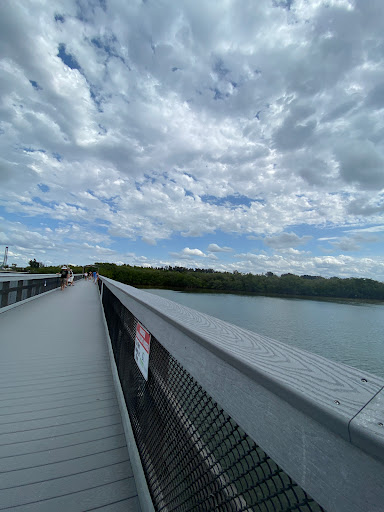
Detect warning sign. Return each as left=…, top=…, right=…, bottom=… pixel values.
left=134, top=322, right=151, bottom=380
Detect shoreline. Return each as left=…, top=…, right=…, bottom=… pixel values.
left=137, top=285, right=384, bottom=305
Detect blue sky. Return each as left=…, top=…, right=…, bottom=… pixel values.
left=1, top=0, right=384, bottom=279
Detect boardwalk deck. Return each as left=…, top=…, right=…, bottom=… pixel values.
left=0, top=279, right=141, bottom=511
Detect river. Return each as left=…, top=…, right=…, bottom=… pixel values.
left=145, top=289, right=384, bottom=379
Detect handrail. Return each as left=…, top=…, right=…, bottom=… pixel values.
left=0, top=272, right=83, bottom=281
left=0, top=272, right=61, bottom=282
left=100, top=276, right=384, bottom=512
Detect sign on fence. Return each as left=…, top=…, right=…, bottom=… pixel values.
left=134, top=322, right=151, bottom=380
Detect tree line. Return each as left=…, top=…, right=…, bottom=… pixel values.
left=25, top=262, right=384, bottom=300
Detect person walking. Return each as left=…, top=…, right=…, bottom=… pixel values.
left=68, top=268, right=74, bottom=286
left=59, top=266, right=69, bottom=291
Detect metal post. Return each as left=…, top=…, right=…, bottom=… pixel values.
left=1, top=281, right=9, bottom=307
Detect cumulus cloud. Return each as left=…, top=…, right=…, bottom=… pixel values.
left=348, top=225, right=384, bottom=234
left=142, top=237, right=157, bottom=246
left=335, top=140, right=384, bottom=190
left=347, top=195, right=384, bottom=216
left=234, top=251, right=384, bottom=279
left=318, top=230, right=381, bottom=253
left=0, top=0, right=384, bottom=278
left=182, top=248, right=206, bottom=257
left=207, top=243, right=233, bottom=252
left=329, top=238, right=361, bottom=252
left=263, top=232, right=312, bottom=250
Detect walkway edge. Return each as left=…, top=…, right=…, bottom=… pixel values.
left=99, top=283, right=155, bottom=512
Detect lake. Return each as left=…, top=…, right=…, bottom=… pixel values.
left=145, top=289, right=384, bottom=379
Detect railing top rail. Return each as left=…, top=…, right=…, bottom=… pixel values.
left=0, top=273, right=81, bottom=282
left=101, top=276, right=384, bottom=467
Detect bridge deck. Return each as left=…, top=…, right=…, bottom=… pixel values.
left=0, top=280, right=141, bottom=511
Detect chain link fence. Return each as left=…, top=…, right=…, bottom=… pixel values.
left=101, top=283, right=326, bottom=512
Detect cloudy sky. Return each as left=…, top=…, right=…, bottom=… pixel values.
left=1, top=0, right=384, bottom=279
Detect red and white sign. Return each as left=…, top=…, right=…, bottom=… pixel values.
left=134, top=322, right=151, bottom=380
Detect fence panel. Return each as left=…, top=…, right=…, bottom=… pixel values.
left=0, top=274, right=83, bottom=308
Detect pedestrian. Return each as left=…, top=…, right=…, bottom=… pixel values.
left=59, top=266, right=69, bottom=291
left=68, top=268, right=74, bottom=286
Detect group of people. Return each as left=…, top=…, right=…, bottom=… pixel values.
left=84, top=270, right=99, bottom=284
left=59, top=267, right=99, bottom=290
left=59, top=266, right=75, bottom=291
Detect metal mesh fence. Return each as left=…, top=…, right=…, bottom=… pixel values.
left=102, top=283, right=326, bottom=512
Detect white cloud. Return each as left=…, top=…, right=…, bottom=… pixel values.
left=182, top=248, right=206, bottom=257
left=234, top=251, right=384, bottom=279
left=142, top=237, right=157, bottom=246
left=329, top=238, right=360, bottom=252
left=207, top=243, right=233, bottom=252
left=1, top=0, right=384, bottom=279
left=264, top=232, right=312, bottom=249
left=347, top=225, right=384, bottom=234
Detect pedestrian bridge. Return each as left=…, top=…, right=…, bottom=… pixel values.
left=0, top=274, right=383, bottom=512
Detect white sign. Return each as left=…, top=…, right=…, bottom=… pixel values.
left=134, top=322, right=151, bottom=380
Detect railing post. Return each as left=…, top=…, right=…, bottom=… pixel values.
left=26, top=280, right=32, bottom=299
left=16, top=280, right=24, bottom=302
left=1, top=281, right=9, bottom=307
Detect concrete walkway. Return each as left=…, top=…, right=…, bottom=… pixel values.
left=0, top=280, right=141, bottom=511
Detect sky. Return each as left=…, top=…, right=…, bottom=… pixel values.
left=1, top=0, right=384, bottom=279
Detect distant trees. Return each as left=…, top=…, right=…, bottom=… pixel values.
left=28, top=264, right=83, bottom=275
left=26, top=262, right=384, bottom=300
left=94, top=263, right=384, bottom=301
left=28, top=259, right=45, bottom=268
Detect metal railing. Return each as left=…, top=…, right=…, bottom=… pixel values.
left=99, top=276, right=384, bottom=512
left=0, top=273, right=83, bottom=308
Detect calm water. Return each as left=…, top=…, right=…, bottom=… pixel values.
left=145, top=289, right=384, bottom=379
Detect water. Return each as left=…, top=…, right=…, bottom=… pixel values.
left=145, top=289, right=384, bottom=379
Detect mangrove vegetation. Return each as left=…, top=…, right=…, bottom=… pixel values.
left=25, top=262, right=384, bottom=300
